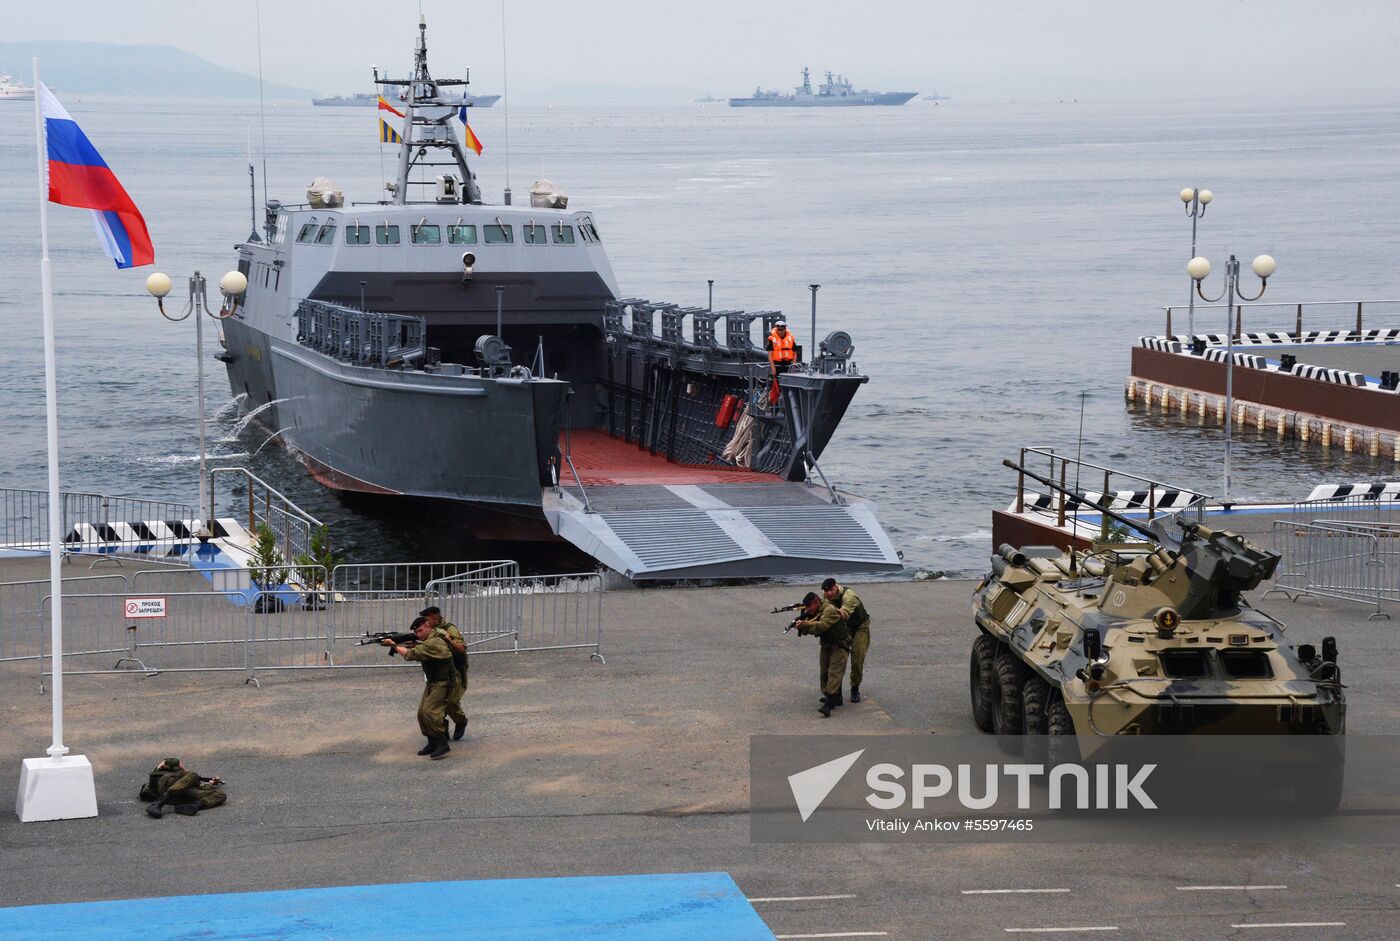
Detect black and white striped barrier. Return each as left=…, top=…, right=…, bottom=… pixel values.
left=1013, top=489, right=1200, bottom=513
left=60, top=517, right=248, bottom=557
left=1305, top=482, right=1400, bottom=502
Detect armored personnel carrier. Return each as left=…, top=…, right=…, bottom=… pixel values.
left=972, top=461, right=1346, bottom=807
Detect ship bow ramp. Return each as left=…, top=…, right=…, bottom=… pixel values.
left=544, top=481, right=900, bottom=580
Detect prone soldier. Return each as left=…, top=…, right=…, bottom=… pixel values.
left=142, top=757, right=226, bottom=818
left=791, top=590, right=850, bottom=717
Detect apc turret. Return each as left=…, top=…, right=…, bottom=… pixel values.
left=971, top=460, right=1346, bottom=810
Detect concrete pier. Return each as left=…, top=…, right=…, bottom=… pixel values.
left=3, top=556, right=1399, bottom=936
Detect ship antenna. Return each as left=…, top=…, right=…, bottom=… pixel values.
left=253, top=0, right=269, bottom=225
left=500, top=0, right=512, bottom=205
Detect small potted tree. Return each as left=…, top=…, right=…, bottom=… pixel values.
left=294, top=524, right=343, bottom=610
left=250, top=521, right=288, bottom=614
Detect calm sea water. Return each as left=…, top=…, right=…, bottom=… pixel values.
left=2, top=94, right=1399, bottom=571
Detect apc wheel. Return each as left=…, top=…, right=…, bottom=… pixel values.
left=1045, top=694, right=1080, bottom=768
left=1294, top=763, right=1344, bottom=815
left=1022, top=678, right=1051, bottom=764
left=970, top=634, right=998, bottom=733
left=992, top=648, right=1030, bottom=737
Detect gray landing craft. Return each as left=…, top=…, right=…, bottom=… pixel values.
left=729, top=67, right=917, bottom=107
left=222, top=17, right=900, bottom=580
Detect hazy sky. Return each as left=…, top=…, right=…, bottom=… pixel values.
left=6, top=0, right=1400, bottom=100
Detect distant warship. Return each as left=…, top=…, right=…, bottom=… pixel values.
left=729, top=67, right=916, bottom=107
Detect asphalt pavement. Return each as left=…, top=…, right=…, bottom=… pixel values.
left=1, top=564, right=1398, bottom=939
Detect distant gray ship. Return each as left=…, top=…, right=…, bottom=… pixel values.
left=729, top=67, right=916, bottom=107
left=312, top=91, right=500, bottom=108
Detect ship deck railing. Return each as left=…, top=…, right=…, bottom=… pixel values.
left=1159, top=297, right=1400, bottom=341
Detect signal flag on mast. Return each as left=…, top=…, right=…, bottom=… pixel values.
left=39, top=83, right=153, bottom=269
left=378, top=94, right=405, bottom=118
left=379, top=118, right=402, bottom=144
left=458, top=106, right=484, bottom=156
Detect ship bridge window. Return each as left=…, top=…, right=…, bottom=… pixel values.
left=484, top=223, right=514, bottom=244
left=448, top=223, right=477, bottom=244
left=523, top=223, right=547, bottom=244
left=551, top=223, right=575, bottom=244
left=411, top=222, right=442, bottom=245
left=345, top=223, right=371, bottom=245
left=582, top=221, right=601, bottom=242
left=314, top=222, right=337, bottom=245
left=375, top=223, right=401, bottom=245
left=296, top=219, right=319, bottom=243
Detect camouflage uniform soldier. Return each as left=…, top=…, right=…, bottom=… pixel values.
left=142, top=757, right=226, bottom=818
left=824, top=578, right=871, bottom=702
left=421, top=606, right=468, bottom=740
left=385, top=618, right=457, bottom=760
left=793, top=591, right=850, bottom=717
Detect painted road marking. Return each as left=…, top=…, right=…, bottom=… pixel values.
left=963, top=889, right=1071, bottom=895
left=0, top=872, right=769, bottom=941
left=774, top=934, right=888, bottom=939
left=1177, top=885, right=1287, bottom=891
left=1231, top=923, right=1346, bottom=930
left=1004, top=929, right=1119, bottom=935
left=750, top=894, right=858, bottom=902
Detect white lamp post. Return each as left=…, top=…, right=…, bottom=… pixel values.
left=1189, top=253, right=1275, bottom=506
left=1179, top=187, right=1212, bottom=339
left=145, top=270, right=248, bottom=527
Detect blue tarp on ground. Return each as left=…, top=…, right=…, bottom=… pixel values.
left=0, top=871, right=776, bottom=941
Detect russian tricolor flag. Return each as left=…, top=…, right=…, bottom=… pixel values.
left=40, top=83, right=153, bottom=269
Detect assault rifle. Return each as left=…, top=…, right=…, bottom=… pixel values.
left=358, top=631, right=418, bottom=656
left=773, top=600, right=807, bottom=634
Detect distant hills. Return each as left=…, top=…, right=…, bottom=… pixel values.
left=0, top=41, right=312, bottom=99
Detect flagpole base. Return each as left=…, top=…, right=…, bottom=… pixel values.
left=15, top=755, right=97, bottom=822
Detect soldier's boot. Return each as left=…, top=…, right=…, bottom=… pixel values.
left=417, top=738, right=436, bottom=756
left=145, top=794, right=172, bottom=819
left=429, top=736, right=451, bottom=760
left=851, top=686, right=861, bottom=703
left=173, top=803, right=200, bottom=817
left=818, top=694, right=835, bottom=718
left=452, top=717, right=467, bottom=741
left=819, top=691, right=844, bottom=706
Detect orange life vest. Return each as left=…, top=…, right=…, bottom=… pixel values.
left=769, top=329, right=795, bottom=364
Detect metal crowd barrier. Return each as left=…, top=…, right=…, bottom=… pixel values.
left=0, top=574, right=129, bottom=663
left=428, top=571, right=605, bottom=660
left=9, top=560, right=604, bottom=688
left=1, top=486, right=197, bottom=565
left=1267, top=520, right=1391, bottom=620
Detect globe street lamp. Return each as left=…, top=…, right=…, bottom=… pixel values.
left=1188, top=253, right=1276, bottom=506
left=1179, top=187, right=1212, bottom=339
left=145, top=270, right=248, bottom=526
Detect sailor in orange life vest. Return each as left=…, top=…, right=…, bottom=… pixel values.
left=766, top=320, right=797, bottom=377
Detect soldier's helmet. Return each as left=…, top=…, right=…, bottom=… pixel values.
left=156, top=757, right=182, bottom=772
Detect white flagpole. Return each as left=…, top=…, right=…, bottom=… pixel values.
left=32, top=60, right=67, bottom=760
left=16, top=60, right=95, bottom=823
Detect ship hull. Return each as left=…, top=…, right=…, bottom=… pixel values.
left=221, top=319, right=568, bottom=511
left=729, top=92, right=917, bottom=107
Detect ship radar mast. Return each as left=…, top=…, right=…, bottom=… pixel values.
left=374, top=15, right=482, bottom=206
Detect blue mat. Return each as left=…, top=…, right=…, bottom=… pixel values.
left=0, top=871, right=775, bottom=941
